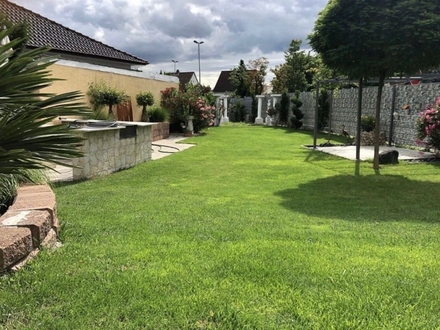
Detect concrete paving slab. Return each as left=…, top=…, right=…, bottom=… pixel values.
left=151, top=134, right=195, bottom=161
left=313, top=145, right=437, bottom=161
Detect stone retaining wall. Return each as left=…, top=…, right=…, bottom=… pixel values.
left=0, top=185, right=58, bottom=272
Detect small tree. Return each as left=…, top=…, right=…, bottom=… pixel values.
left=309, top=0, right=440, bottom=169
left=247, top=57, right=269, bottom=96
left=87, top=81, right=128, bottom=119
left=229, top=59, right=250, bottom=97
left=136, top=91, right=154, bottom=122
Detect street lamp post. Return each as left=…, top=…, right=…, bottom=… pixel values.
left=172, top=60, right=178, bottom=73
left=193, top=40, right=204, bottom=84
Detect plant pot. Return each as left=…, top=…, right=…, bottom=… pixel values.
left=183, top=130, right=193, bottom=137
left=186, top=115, right=194, bottom=134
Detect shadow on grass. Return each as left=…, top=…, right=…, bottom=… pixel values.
left=275, top=174, right=440, bottom=223
left=265, top=126, right=348, bottom=144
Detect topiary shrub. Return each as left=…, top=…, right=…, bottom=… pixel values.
left=136, top=91, right=155, bottom=122
left=290, top=91, right=304, bottom=129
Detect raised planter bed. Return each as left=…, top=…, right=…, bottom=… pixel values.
left=0, top=185, right=58, bottom=272
left=151, top=122, right=170, bottom=141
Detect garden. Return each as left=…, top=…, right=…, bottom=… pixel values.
left=2, top=125, right=440, bottom=329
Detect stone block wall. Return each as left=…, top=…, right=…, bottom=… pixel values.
left=151, top=122, right=170, bottom=141
left=72, top=123, right=152, bottom=180
left=299, top=82, right=440, bottom=147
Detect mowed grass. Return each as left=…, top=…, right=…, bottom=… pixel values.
left=2, top=125, right=440, bottom=329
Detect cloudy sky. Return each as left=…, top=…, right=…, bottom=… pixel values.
left=10, top=0, right=329, bottom=88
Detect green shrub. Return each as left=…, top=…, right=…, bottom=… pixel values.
left=160, top=84, right=216, bottom=133
left=279, top=92, right=290, bottom=125
left=148, top=106, right=169, bottom=122
left=230, top=99, right=246, bottom=122
left=361, top=115, right=375, bottom=132
left=318, top=90, right=330, bottom=130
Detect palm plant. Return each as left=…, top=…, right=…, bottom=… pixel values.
left=0, top=27, right=90, bottom=176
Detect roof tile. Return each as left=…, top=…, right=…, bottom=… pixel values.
left=0, top=0, right=148, bottom=65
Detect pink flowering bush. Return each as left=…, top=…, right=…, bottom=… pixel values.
left=415, top=96, right=440, bottom=151
left=194, top=97, right=215, bottom=132
left=160, top=84, right=216, bottom=133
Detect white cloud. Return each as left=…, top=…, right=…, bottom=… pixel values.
left=10, top=0, right=328, bottom=88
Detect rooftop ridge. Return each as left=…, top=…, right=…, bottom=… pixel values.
left=0, top=0, right=148, bottom=65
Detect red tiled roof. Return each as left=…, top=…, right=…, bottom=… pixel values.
left=0, top=0, right=148, bottom=65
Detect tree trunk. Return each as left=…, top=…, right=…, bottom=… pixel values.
left=373, top=73, right=386, bottom=170
left=141, top=105, right=148, bottom=122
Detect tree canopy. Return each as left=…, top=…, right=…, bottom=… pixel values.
left=309, top=0, right=440, bottom=78
left=229, top=57, right=269, bottom=97
left=271, top=39, right=332, bottom=93
left=308, top=0, right=440, bottom=169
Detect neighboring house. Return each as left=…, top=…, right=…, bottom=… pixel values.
left=0, top=0, right=178, bottom=121
left=0, top=0, right=147, bottom=70
left=174, top=71, right=198, bottom=86
left=212, top=70, right=235, bottom=96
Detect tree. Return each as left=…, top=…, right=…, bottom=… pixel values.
left=271, top=39, right=314, bottom=93
left=0, top=28, right=90, bottom=175
left=87, top=81, right=128, bottom=118
left=248, top=57, right=269, bottom=96
left=229, top=59, right=250, bottom=97
left=136, top=91, right=154, bottom=122
left=309, top=0, right=440, bottom=169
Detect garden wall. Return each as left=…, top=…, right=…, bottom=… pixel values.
left=151, top=122, right=170, bottom=141
left=45, top=60, right=179, bottom=122
left=69, top=121, right=153, bottom=180
left=300, top=82, right=440, bottom=147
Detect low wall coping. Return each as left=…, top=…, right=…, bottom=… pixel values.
left=0, top=185, right=59, bottom=272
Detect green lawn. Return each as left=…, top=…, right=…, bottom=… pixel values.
left=2, top=125, right=440, bottom=329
